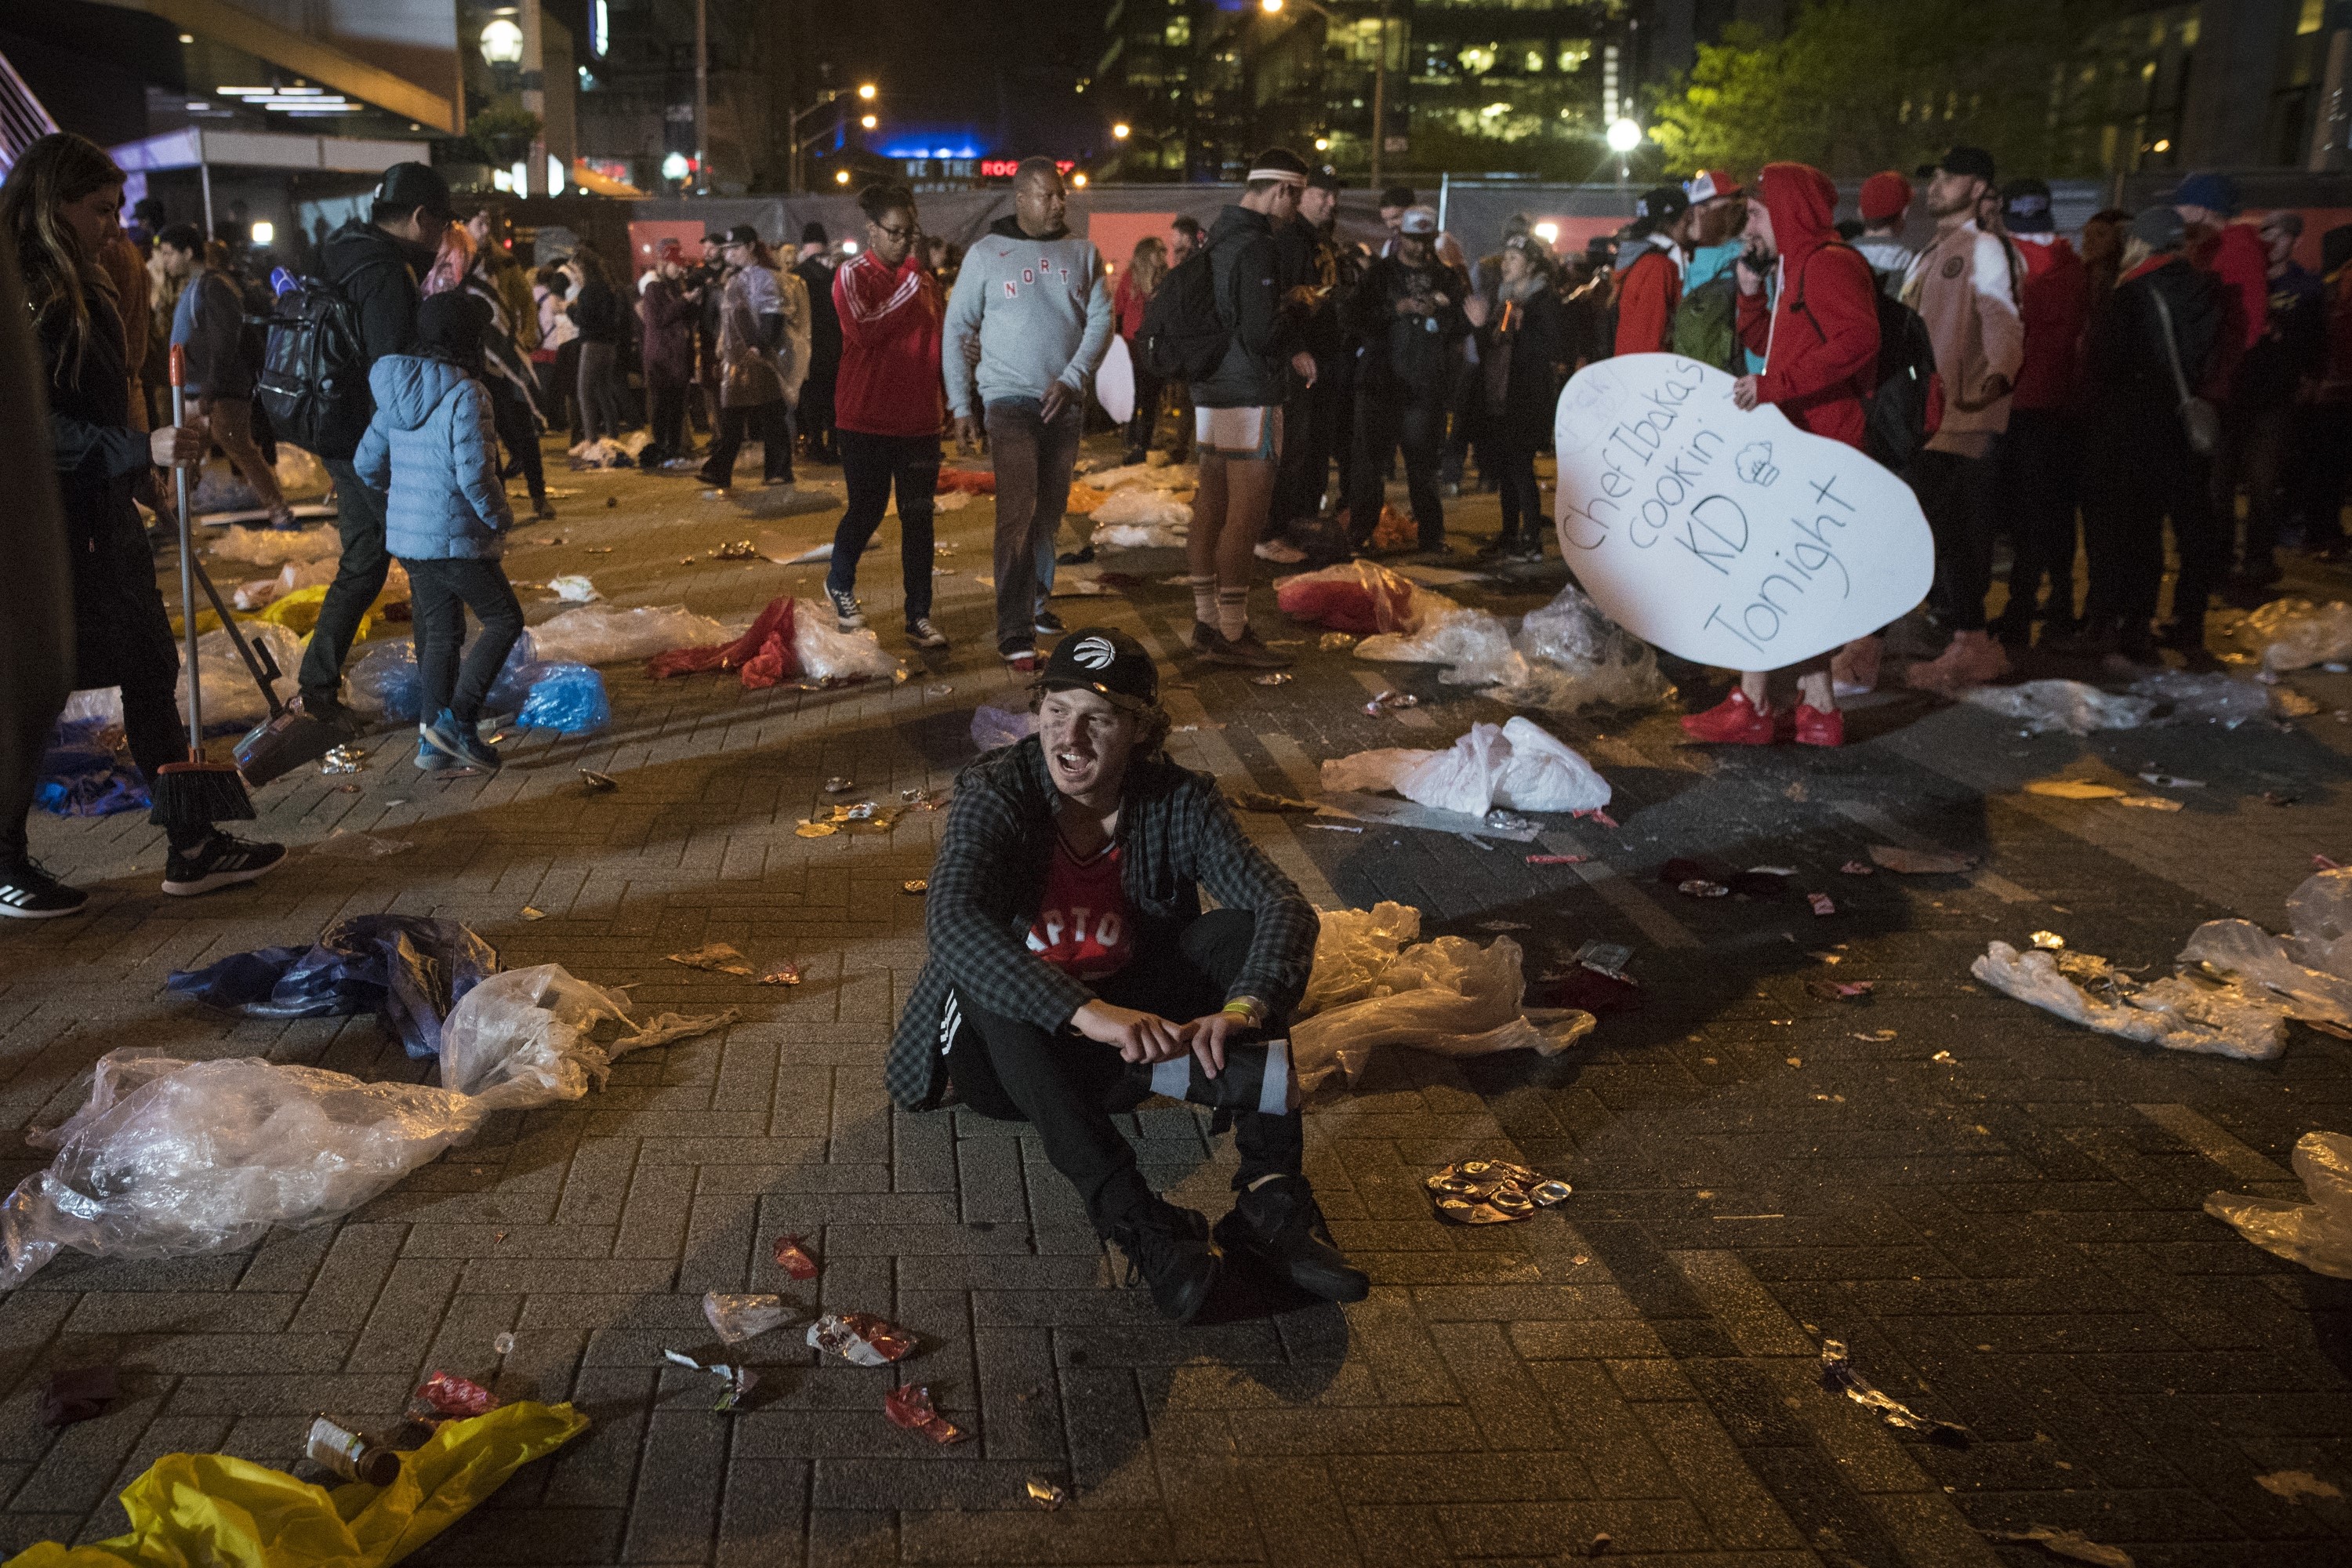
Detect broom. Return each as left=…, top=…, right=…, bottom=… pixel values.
left=150, top=344, right=257, bottom=832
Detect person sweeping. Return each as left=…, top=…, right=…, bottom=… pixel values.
left=354, top=291, right=523, bottom=775
left=1, top=132, right=283, bottom=916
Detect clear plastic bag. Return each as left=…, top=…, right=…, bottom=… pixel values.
left=1276, top=561, right=1424, bottom=634
left=347, top=641, right=422, bottom=721
left=1320, top=720, right=1610, bottom=818
left=1091, top=521, right=1191, bottom=549
left=1494, top=717, right=1611, bottom=812
left=1962, top=679, right=2158, bottom=735
left=1502, top=583, right=1674, bottom=713
left=1356, top=610, right=1518, bottom=684
left=1290, top=928, right=1593, bottom=1091
left=2127, top=670, right=2273, bottom=727
left=1298, top=901, right=1422, bottom=1014
left=1970, top=941, right=2285, bottom=1060
left=2240, top=598, right=2352, bottom=672
left=527, top=604, right=734, bottom=666
left=1091, top=487, right=1192, bottom=531
left=516, top=663, right=611, bottom=733
left=180, top=622, right=304, bottom=731
left=791, top=601, right=904, bottom=684
left=2206, top=1131, right=2352, bottom=1278
left=211, top=524, right=340, bottom=565
left=546, top=575, right=601, bottom=604
left=0, top=965, right=725, bottom=1290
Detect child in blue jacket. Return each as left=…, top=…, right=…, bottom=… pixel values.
left=354, top=292, right=524, bottom=773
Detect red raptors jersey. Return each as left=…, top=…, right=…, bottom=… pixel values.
left=1027, top=837, right=1132, bottom=980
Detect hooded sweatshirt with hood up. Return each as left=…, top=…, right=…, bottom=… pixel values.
left=1736, top=162, right=1880, bottom=452
left=353, top=354, right=514, bottom=561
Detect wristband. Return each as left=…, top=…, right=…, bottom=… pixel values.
left=1221, top=998, right=1261, bottom=1024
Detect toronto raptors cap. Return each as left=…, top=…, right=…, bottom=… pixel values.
left=1036, top=627, right=1158, bottom=711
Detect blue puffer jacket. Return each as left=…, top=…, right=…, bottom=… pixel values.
left=354, top=354, right=513, bottom=560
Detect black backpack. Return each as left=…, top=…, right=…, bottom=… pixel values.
left=254, top=258, right=397, bottom=459
left=1138, top=245, right=1230, bottom=381
left=1791, top=245, right=1940, bottom=470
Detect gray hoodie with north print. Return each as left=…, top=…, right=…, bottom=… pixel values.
left=941, top=216, right=1113, bottom=418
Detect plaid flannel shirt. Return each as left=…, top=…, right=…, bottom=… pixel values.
left=886, top=736, right=1319, bottom=1111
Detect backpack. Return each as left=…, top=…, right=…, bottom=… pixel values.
left=1670, top=271, right=1740, bottom=372
left=254, top=259, right=397, bottom=459
left=1138, top=245, right=1230, bottom=382
left=1791, top=244, right=1942, bottom=470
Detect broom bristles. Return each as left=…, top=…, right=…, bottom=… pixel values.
left=150, top=757, right=256, bottom=833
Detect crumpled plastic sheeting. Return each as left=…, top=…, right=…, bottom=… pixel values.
left=0, top=966, right=730, bottom=1290
left=2, top=1399, right=587, bottom=1568
left=1275, top=561, right=1454, bottom=635
left=167, top=914, right=501, bottom=1062
left=791, top=601, right=905, bottom=684
left=69, top=622, right=308, bottom=734
left=1091, top=486, right=1192, bottom=531
left=1320, top=717, right=1610, bottom=818
left=1080, top=459, right=1196, bottom=492
left=1290, top=902, right=1594, bottom=1090
left=1962, top=680, right=2158, bottom=735
left=2206, top=1131, right=2352, bottom=1279
left=568, top=430, right=654, bottom=468
left=1970, top=941, right=2285, bottom=1061
left=190, top=445, right=331, bottom=512
left=210, top=523, right=341, bottom=565
left=2240, top=597, right=2352, bottom=672
left=2169, top=869, right=2352, bottom=1030
left=1355, top=583, right=1672, bottom=713
left=2127, top=670, right=2274, bottom=727
left=528, top=604, right=735, bottom=666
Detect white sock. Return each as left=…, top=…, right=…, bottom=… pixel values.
left=1218, top=586, right=1250, bottom=643
left=1189, top=575, right=1218, bottom=628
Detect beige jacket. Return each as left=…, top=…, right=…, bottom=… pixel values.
left=1903, top=219, right=2024, bottom=455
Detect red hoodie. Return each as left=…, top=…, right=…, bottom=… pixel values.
left=2009, top=234, right=2087, bottom=412
left=833, top=250, right=946, bottom=438
left=1613, top=240, right=1681, bottom=357
left=1735, top=162, right=1879, bottom=451
left=2188, top=220, right=2269, bottom=354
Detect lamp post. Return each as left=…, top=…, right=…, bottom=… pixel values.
left=1261, top=0, right=1389, bottom=187
left=1606, top=116, right=1641, bottom=187
left=788, top=82, right=878, bottom=193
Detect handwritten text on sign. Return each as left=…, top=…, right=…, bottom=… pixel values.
left=1551, top=354, right=1932, bottom=670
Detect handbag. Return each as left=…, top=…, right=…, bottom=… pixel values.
left=2149, top=285, right=2221, bottom=456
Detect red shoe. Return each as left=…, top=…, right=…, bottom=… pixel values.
left=1680, top=688, right=1777, bottom=744
left=1792, top=703, right=1844, bottom=747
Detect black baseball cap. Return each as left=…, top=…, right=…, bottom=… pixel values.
left=372, top=162, right=453, bottom=222
left=1636, top=184, right=1690, bottom=224
left=1308, top=165, right=1344, bottom=194
left=1036, top=627, right=1157, bottom=711
left=1918, top=146, right=1997, bottom=184
left=724, top=223, right=760, bottom=246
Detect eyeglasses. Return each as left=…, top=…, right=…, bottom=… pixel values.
left=873, top=223, right=916, bottom=242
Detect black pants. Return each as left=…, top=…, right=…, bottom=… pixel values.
left=829, top=430, right=940, bottom=624
left=487, top=379, right=544, bottom=507
left=1275, top=357, right=1345, bottom=529
left=699, top=400, right=792, bottom=488
left=1123, top=354, right=1166, bottom=460
left=648, top=382, right=689, bottom=466
left=1991, top=410, right=2082, bottom=634
left=550, top=340, right=582, bottom=441
left=800, top=361, right=837, bottom=458
left=405, top=557, right=524, bottom=725
left=949, top=909, right=1304, bottom=1235
left=2224, top=402, right=2295, bottom=572
left=1349, top=390, right=1446, bottom=550
left=298, top=456, right=391, bottom=711
left=1909, top=448, right=1997, bottom=633
left=2293, top=402, right=2352, bottom=550
left=1494, top=436, right=1544, bottom=545
left=2082, top=437, right=2225, bottom=634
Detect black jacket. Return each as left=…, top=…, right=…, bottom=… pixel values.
left=568, top=274, right=622, bottom=344
left=2083, top=257, right=2225, bottom=450
left=1274, top=216, right=1347, bottom=362
left=794, top=256, right=842, bottom=371
left=1194, top=205, right=1296, bottom=409
left=1479, top=285, right=1571, bottom=445
left=319, top=219, right=423, bottom=365
left=1345, top=252, right=1469, bottom=401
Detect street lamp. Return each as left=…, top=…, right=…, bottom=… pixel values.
left=835, top=168, right=851, bottom=184
left=860, top=113, right=877, bottom=129
left=1112, top=122, right=1131, bottom=140
left=857, top=83, right=877, bottom=101
left=790, top=82, right=882, bottom=192
left=1606, top=116, right=1641, bottom=184
left=1261, top=0, right=1392, bottom=189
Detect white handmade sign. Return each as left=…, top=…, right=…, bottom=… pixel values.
left=1552, top=354, right=1932, bottom=670
left=1094, top=334, right=1135, bottom=426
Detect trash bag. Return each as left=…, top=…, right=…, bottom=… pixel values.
left=528, top=603, right=734, bottom=666
left=1, top=965, right=724, bottom=1289
left=178, top=621, right=303, bottom=731
left=2178, top=919, right=2352, bottom=1027
left=1081, top=460, right=1195, bottom=492
left=1091, top=486, right=1192, bottom=531
left=1501, top=582, right=1674, bottom=713
left=211, top=523, right=339, bottom=565
left=1091, top=521, right=1192, bottom=550
left=35, top=721, right=148, bottom=818
left=255, top=583, right=332, bottom=637
left=2128, top=669, right=2274, bottom=727
left=648, top=596, right=791, bottom=684
left=1356, top=609, right=1519, bottom=685
left=515, top=663, right=610, bottom=733
left=1276, top=561, right=1424, bottom=634
left=1970, top=940, right=2285, bottom=1061
left=2, top=1400, right=587, bottom=1568
left=1319, top=720, right=1609, bottom=818
left=481, top=634, right=544, bottom=713
left=546, top=573, right=600, bottom=603
left=792, top=601, right=903, bottom=684
left=1298, top=901, right=1425, bottom=1014
left=1962, top=679, right=2158, bottom=735
left=347, top=641, right=422, bottom=721
left=1290, top=926, right=1594, bottom=1091
left=167, top=913, right=501, bottom=1061
left=971, top=701, right=1036, bottom=753
left=2206, top=1131, right=2352, bottom=1278
left=2240, top=597, right=2352, bottom=672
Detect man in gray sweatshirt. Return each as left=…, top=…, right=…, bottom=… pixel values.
left=943, top=158, right=1113, bottom=667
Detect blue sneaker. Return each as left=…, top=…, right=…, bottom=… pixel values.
left=421, top=709, right=502, bottom=774
left=415, top=724, right=460, bottom=771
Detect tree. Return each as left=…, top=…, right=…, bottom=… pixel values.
left=1648, top=0, right=2124, bottom=180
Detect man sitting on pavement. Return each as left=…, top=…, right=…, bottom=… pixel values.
left=884, top=629, right=1367, bottom=1323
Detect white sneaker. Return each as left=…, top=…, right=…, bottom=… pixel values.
left=1254, top=539, right=1308, bottom=564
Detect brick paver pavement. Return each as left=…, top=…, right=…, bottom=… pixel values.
left=4, top=437, right=2351, bottom=1566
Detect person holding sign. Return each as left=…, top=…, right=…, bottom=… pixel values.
left=1677, top=161, right=1882, bottom=749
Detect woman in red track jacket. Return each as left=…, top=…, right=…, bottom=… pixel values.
left=825, top=183, right=951, bottom=650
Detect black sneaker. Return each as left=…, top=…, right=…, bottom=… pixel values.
left=906, top=617, right=949, bottom=650
left=1212, top=1176, right=1369, bottom=1304
left=1033, top=608, right=1065, bottom=636
left=1056, top=545, right=1096, bottom=566
left=0, top=860, right=88, bottom=920
left=162, top=833, right=288, bottom=898
left=826, top=585, right=867, bottom=631
left=1190, top=622, right=1234, bottom=661
left=1109, top=1201, right=1221, bottom=1323
left=1219, top=629, right=1292, bottom=670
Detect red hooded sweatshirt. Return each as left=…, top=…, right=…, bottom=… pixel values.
left=2009, top=234, right=2088, bottom=412
left=1613, top=238, right=1682, bottom=358
left=833, top=249, right=946, bottom=438
left=1736, top=162, right=1878, bottom=450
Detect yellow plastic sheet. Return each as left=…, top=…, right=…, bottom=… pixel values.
left=6, top=1399, right=587, bottom=1568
